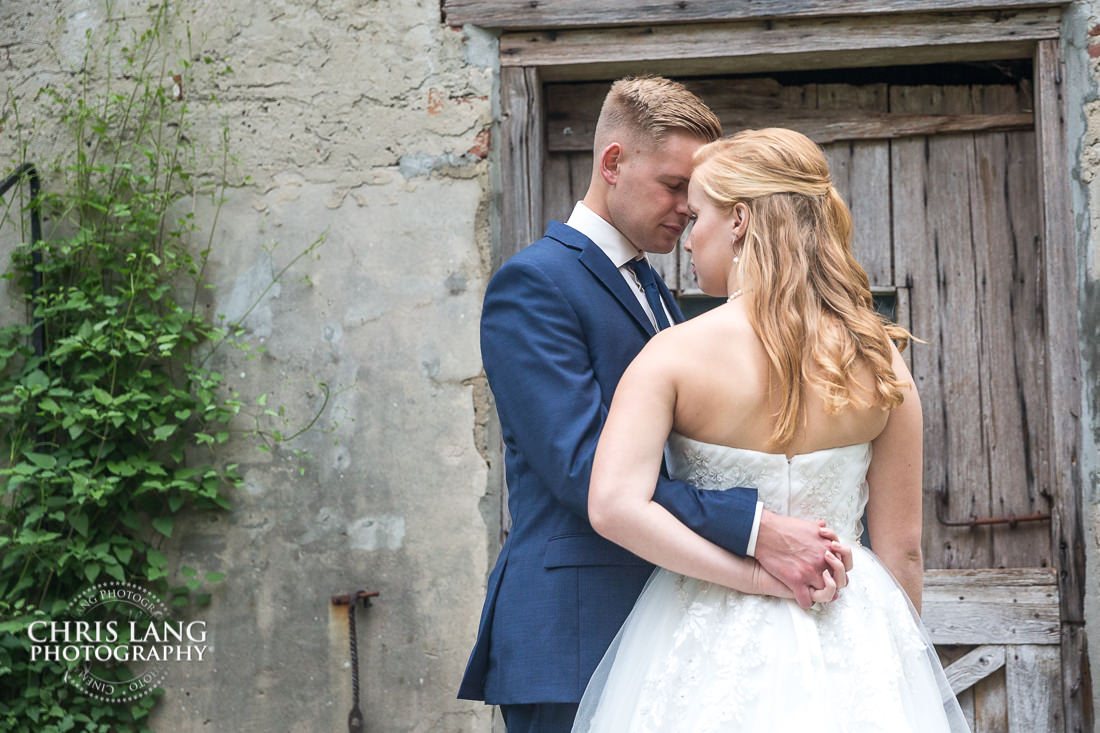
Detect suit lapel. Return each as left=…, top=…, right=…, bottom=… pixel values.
left=546, top=222, right=656, bottom=337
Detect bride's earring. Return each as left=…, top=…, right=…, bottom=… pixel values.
left=729, top=238, right=745, bottom=302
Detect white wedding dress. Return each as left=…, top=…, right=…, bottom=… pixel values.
left=573, top=434, right=970, bottom=732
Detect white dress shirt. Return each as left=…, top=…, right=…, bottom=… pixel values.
left=566, top=202, right=673, bottom=331
left=565, top=201, right=763, bottom=556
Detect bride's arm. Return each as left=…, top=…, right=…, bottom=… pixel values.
left=865, top=345, right=925, bottom=613
left=589, top=341, right=812, bottom=599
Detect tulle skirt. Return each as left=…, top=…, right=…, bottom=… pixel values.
left=573, top=547, right=969, bottom=732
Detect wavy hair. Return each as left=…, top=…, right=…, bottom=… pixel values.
left=692, top=128, right=914, bottom=448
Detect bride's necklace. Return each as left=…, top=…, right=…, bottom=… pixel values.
left=727, top=289, right=743, bottom=302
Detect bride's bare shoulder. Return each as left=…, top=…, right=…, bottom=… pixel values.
left=634, top=306, right=755, bottom=370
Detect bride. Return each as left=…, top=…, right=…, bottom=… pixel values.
left=573, top=128, right=969, bottom=732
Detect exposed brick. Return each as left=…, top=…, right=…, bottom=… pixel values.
left=427, top=88, right=445, bottom=115
left=466, top=128, right=490, bottom=159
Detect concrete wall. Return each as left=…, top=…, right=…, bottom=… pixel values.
left=1068, top=1, right=1100, bottom=722
left=2, top=0, right=1099, bottom=730
left=2, top=1, right=498, bottom=731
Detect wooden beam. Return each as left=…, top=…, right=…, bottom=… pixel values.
left=549, top=110, right=1033, bottom=151
left=1034, top=38, right=1093, bottom=733
left=921, top=568, right=1060, bottom=646
left=498, top=67, right=545, bottom=266
left=944, top=645, right=1007, bottom=695
left=444, top=0, right=1066, bottom=30
left=500, top=9, right=1062, bottom=72
left=538, top=43, right=1042, bottom=82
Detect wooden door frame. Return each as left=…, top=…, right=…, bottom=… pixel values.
left=479, top=3, right=1087, bottom=728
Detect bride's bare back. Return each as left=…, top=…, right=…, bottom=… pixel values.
left=658, top=299, right=892, bottom=458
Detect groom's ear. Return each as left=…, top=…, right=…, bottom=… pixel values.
left=598, top=142, right=623, bottom=185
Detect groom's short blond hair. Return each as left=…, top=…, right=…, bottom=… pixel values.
left=593, top=76, right=722, bottom=151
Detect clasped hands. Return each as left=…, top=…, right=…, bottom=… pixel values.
left=753, top=509, right=855, bottom=610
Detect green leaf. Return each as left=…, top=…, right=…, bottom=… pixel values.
left=92, top=386, right=114, bottom=405
left=180, top=566, right=197, bottom=577
left=84, top=564, right=101, bottom=583
left=104, top=563, right=126, bottom=582
left=153, top=424, right=177, bottom=441
left=106, top=460, right=137, bottom=477
left=25, top=369, right=49, bottom=392
left=146, top=548, right=168, bottom=569
left=204, top=572, right=226, bottom=583
left=24, top=452, right=57, bottom=470
left=151, top=517, right=173, bottom=538
left=71, top=513, right=89, bottom=537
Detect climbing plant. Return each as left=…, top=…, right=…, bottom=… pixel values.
left=0, top=3, right=322, bottom=730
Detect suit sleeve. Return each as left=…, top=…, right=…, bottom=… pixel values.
left=481, top=257, right=758, bottom=557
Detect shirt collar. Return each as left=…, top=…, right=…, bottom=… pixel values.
left=566, top=201, right=644, bottom=269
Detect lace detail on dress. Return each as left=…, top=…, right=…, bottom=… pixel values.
left=667, top=441, right=770, bottom=493
left=790, top=450, right=870, bottom=541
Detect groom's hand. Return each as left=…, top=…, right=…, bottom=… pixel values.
left=753, top=510, right=851, bottom=609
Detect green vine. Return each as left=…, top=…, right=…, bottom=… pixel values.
left=0, top=4, right=322, bottom=730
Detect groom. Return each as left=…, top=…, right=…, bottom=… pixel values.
left=459, top=77, right=847, bottom=732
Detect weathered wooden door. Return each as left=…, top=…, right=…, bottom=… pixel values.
left=540, top=62, right=1069, bottom=731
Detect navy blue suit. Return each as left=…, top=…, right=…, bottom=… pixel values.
left=458, top=222, right=758, bottom=711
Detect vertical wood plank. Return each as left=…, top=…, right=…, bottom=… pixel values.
left=499, top=67, right=545, bottom=267
left=958, top=687, right=977, bottom=731
left=889, top=97, right=947, bottom=568
left=541, top=153, right=574, bottom=225
left=974, top=665, right=1009, bottom=732
left=895, top=285, right=913, bottom=371
left=1035, top=39, right=1091, bottom=733
left=569, top=152, right=593, bottom=204
left=967, top=80, right=1051, bottom=568
left=1002, top=119, right=1053, bottom=566
left=816, top=83, right=892, bottom=286
left=497, top=67, right=544, bottom=541
left=848, top=140, right=893, bottom=285
left=891, top=84, right=993, bottom=569
left=1006, top=645, right=1062, bottom=731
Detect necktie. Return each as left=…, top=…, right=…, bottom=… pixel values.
left=627, top=258, right=671, bottom=331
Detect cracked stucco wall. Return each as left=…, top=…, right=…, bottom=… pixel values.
left=1071, top=1, right=1100, bottom=721
left=2, top=1, right=498, bottom=730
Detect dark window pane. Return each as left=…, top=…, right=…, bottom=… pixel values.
left=676, top=295, right=725, bottom=320
left=872, top=291, right=897, bottom=322
left=678, top=291, right=898, bottom=322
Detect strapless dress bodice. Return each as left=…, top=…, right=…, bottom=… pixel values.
left=665, top=433, right=871, bottom=543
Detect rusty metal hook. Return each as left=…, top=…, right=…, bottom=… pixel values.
left=934, top=488, right=1050, bottom=529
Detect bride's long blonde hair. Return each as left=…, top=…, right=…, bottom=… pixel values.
left=692, top=128, right=914, bottom=448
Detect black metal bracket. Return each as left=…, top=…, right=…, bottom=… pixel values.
left=332, top=589, right=380, bottom=732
